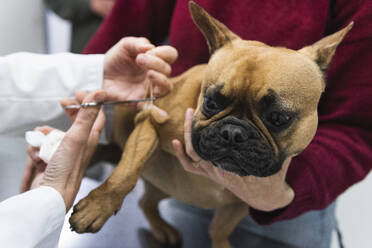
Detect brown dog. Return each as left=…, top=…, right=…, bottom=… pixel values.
left=69, top=2, right=352, bottom=248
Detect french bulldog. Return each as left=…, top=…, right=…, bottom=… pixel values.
left=69, top=2, right=352, bottom=248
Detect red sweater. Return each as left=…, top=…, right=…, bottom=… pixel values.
left=85, top=0, right=372, bottom=225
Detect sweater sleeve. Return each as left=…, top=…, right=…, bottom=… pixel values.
left=250, top=0, right=372, bottom=224
left=83, top=0, right=176, bottom=54
left=44, top=0, right=94, bottom=22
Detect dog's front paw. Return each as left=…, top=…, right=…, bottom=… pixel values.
left=69, top=189, right=123, bottom=233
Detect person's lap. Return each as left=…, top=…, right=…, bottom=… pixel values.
left=59, top=178, right=335, bottom=248
left=166, top=200, right=335, bottom=248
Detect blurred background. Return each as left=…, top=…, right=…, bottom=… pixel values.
left=0, top=1, right=371, bottom=247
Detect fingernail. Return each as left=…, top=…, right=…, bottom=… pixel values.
left=94, top=91, right=106, bottom=103
left=148, top=70, right=155, bottom=79
left=140, top=44, right=154, bottom=50
left=153, top=88, right=160, bottom=96
left=137, top=54, right=147, bottom=65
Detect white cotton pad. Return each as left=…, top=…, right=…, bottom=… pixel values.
left=25, top=130, right=66, bottom=163
left=25, top=130, right=45, bottom=147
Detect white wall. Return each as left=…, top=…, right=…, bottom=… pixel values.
left=334, top=172, right=372, bottom=248
left=45, top=9, right=71, bottom=53
left=0, top=0, right=46, bottom=55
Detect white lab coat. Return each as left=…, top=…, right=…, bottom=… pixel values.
left=0, top=186, right=66, bottom=248
left=0, top=52, right=104, bottom=136
left=0, top=52, right=104, bottom=247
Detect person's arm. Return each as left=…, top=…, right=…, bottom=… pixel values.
left=0, top=38, right=177, bottom=136
left=84, top=0, right=176, bottom=54
left=0, top=52, right=103, bottom=136
left=44, top=0, right=96, bottom=22
left=1, top=91, right=105, bottom=248
left=0, top=186, right=65, bottom=248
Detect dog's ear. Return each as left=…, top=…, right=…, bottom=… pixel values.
left=189, top=1, right=239, bottom=55
left=298, top=22, right=353, bottom=71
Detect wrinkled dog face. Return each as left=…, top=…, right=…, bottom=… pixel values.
left=191, top=47, right=323, bottom=177
left=189, top=2, right=352, bottom=177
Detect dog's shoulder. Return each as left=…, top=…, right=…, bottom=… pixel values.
left=171, top=64, right=207, bottom=89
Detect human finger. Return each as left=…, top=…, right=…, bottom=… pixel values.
left=27, top=146, right=41, bottom=163
left=148, top=105, right=169, bottom=119
left=281, top=158, right=292, bottom=173
left=147, top=70, right=173, bottom=96
left=60, top=90, right=90, bottom=123
left=172, top=139, right=203, bottom=175
left=121, top=37, right=154, bottom=57
left=91, top=108, right=106, bottom=135
left=75, top=90, right=89, bottom=104
left=67, top=90, right=107, bottom=143
left=60, top=97, right=79, bottom=122
left=212, top=164, right=237, bottom=183
left=275, top=157, right=292, bottom=180
left=84, top=108, right=107, bottom=165
left=35, top=126, right=55, bottom=135
left=30, top=126, right=54, bottom=169
left=136, top=53, right=172, bottom=76
left=20, top=158, right=35, bottom=192
left=81, top=123, right=105, bottom=173
left=26, top=146, right=47, bottom=171
left=77, top=109, right=106, bottom=178
left=183, top=108, right=201, bottom=161
left=60, top=97, right=77, bottom=107
left=146, top=46, right=178, bottom=64
left=199, top=162, right=217, bottom=177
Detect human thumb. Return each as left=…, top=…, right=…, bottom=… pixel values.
left=67, top=90, right=107, bottom=141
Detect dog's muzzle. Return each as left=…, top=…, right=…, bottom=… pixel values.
left=191, top=116, right=282, bottom=177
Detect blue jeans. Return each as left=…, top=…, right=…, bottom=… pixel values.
left=160, top=199, right=336, bottom=248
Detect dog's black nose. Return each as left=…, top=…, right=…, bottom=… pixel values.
left=219, top=124, right=247, bottom=144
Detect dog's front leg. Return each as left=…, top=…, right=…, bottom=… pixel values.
left=69, top=118, right=159, bottom=233
left=209, top=203, right=249, bottom=248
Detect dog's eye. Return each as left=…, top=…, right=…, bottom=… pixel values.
left=265, top=111, right=292, bottom=130
left=203, top=97, right=222, bottom=117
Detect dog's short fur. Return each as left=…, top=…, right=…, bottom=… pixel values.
left=69, top=2, right=352, bottom=247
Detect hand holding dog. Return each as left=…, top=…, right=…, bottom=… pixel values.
left=172, top=108, right=295, bottom=212
left=104, top=37, right=178, bottom=102
left=20, top=91, right=106, bottom=212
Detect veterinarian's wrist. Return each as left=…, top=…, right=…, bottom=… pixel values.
left=42, top=179, right=81, bottom=212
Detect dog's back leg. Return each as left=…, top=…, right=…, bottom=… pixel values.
left=139, top=179, right=182, bottom=246
left=209, top=203, right=249, bottom=248
left=69, top=118, right=159, bottom=233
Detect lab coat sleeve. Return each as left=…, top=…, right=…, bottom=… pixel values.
left=0, top=52, right=104, bottom=136
left=0, top=186, right=66, bottom=248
